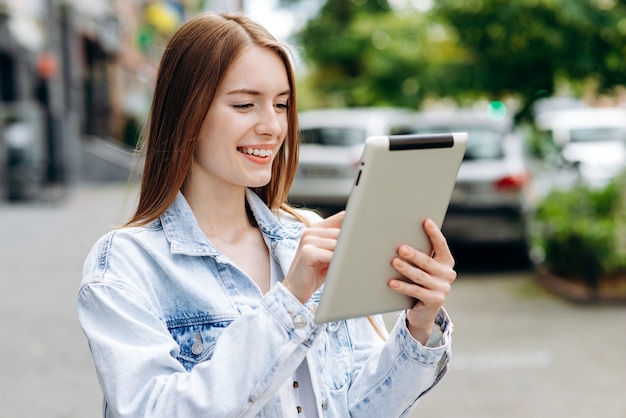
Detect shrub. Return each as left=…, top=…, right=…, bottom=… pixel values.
left=531, top=171, right=626, bottom=288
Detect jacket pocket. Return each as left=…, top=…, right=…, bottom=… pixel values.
left=167, top=316, right=235, bottom=371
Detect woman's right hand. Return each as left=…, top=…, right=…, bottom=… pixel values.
left=283, top=211, right=345, bottom=304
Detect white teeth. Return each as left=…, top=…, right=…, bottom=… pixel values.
left=241, top=147, right=271, bottom=157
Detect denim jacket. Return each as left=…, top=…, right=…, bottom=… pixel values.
left=77, top=189, right=453, bottom=418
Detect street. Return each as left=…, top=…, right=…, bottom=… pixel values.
left=1, top=182, right=625, bottom=418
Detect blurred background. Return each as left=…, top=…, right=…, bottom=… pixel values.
left=1, top=0, right=626, bottom=417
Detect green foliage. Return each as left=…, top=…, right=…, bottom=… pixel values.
left=532, top=172, right=626, bottom=283
left=431, top=0, right=626, bottom=120
left=295, top=0, right=626, bottom=118
left=296, top=0, right=466, bottom=108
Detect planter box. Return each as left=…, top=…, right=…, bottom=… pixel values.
left=536, top=265, right=626, bottom=305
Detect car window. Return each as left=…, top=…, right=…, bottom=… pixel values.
left=411, top=127, right=504, bottom=160
left=389, top=126, right=417, bottom=135
left=300, top=128, right=367, bottom=146
left=569, top=127, right=626, bottom=143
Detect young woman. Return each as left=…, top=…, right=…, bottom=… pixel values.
left=78, top=12, right=456, bottom=418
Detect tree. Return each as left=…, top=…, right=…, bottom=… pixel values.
left=296, top=0, right=465, bottom=108
left=295, top=0, right=626, bottom=118
left=432, top=0, right=626, bottom=120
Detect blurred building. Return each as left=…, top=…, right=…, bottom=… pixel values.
left=0, top=0, right=197, bottom=198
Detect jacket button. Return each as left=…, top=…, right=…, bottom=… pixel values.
left=191, top=331, right=204, bottom=355
left=293, top=314, right=307, bottom=328
left=321, top=399, right=329, bottom=410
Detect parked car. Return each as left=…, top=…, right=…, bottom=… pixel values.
left=408, top=109, right=536, bottom=254
left=534, top=107, right=626, bottom=189
left=288, top=107, right=417, bottom=212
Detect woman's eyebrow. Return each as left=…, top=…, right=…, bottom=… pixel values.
left=226, top=88, right=291, bottom=97
left=227, top=89, right=260, bottom=96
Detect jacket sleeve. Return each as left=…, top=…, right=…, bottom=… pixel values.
left=347, top=309, right=453, bottom=417
left=78, top=276, right=321, bottom=418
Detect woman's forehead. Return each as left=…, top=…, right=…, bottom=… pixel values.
left=218, top=46, right=290, bottom=94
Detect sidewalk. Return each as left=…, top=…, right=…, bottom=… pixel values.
left=0, top=183, right=136, bottom=418
left=1, top=183, right=625, bottom=417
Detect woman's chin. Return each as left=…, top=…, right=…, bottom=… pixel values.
left=246, top=176, right=272, bottom=189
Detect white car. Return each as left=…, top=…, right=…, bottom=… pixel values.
left=535, top=107, right=626, bottom=188
left=288, top=107, right=417, bottom=212
left=409, top=109, right=535, bottom=251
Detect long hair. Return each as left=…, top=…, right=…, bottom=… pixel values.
left=126, top=13, right=301, bottom=226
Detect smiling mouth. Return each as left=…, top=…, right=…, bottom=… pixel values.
left=238, top=147, right=272, bottom=158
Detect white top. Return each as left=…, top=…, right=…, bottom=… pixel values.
left=279, top=358, right=319, bottom=417
left=269, top=243, right=319, bottom=417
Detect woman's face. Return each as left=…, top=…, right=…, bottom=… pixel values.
left=191, top=45, right=290, bottom=193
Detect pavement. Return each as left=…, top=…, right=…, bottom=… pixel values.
left=1, top=182, right=625, bottom=418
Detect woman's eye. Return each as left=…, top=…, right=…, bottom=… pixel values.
left=275, top=102, right=289, bottom=111
left=232, top=103, right=253, bottom=110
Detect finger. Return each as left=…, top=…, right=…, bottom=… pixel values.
left=300, top=235, right=340, bottom=252
left=397, top=245, right=438, bottom=276
left=392, top=253, right=440, bottom=289
left=394, top=246, right=457, bottom=285
left=423, top=218, right=455, bottom=267
left=388, top=265, right=453, bottom=301
left=301, top=226, right=341, bottom=243
left=388, top=277, right=448, bottom=306
left=312, top=210, right=345, bottom=228
left=298, top=245, right=335, bottom=268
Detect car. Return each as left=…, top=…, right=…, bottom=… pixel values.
left=408, top=108, right=536, bottom=254
left=534, top=107, right=626, bottom=189
left=288, top=107, right=418, bottom=213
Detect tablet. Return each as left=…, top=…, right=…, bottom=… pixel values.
left=314, top=132, right=467, bottom=324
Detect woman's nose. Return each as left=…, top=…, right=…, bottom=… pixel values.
left=256, top=105, right=284, bottom=137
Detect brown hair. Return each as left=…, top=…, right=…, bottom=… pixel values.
left=126, top=13, right=303, bottom=226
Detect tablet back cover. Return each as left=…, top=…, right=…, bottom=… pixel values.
left=314, top=133, right=467, bottom=324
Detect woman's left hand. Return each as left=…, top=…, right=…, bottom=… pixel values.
left=387, top=218, right=457, bottom=345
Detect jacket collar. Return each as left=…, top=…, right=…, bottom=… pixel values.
left=159, top=189, right=304, bottom=256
